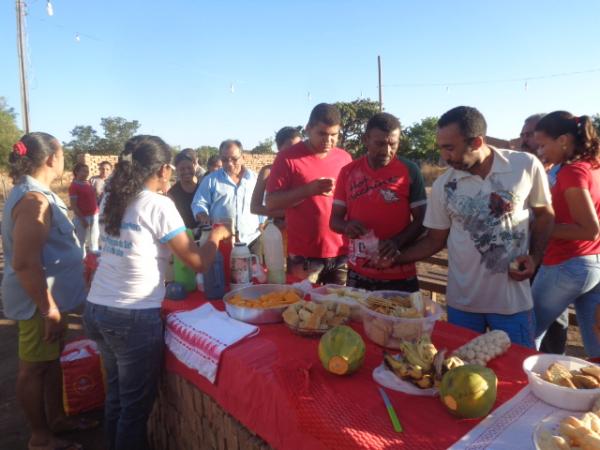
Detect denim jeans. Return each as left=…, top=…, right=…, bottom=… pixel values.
left=447, top=305, right=536, bottom=348
left=532, top=254, right=600, bottom=358
left=74, top=213, right=100, bottom=254
left=84, top=303, right=163, bottom=450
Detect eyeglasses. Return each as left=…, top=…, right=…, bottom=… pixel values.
left=220, top=156, right=242, bottom=163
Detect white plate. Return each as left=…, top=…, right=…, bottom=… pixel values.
left=532, top=409, right=573, bottom=450
left=372, top=363, right=438, bottom=397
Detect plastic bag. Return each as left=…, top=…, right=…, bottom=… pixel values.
left=372, top=363, right=439, bottom=397
left=61, top=339, right=106, bottom=415
left=349, top=229, right=379, bottom=265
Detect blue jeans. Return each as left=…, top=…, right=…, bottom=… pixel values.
left=84, top=303, right=163, bottom=450
left=447, top=306, right=536, bottom=348
left=533, top=254, right=600, bottom=358
left=74, top=213, right=100, bottom=254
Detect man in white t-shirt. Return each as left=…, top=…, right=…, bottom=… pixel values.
left=394, top=106, right=555, bottom=347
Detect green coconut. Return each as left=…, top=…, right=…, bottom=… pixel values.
left=318, top=326, right=365, bottom=376
left=440, top=364, right=498, bottom=419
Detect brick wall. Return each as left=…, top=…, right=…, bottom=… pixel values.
left=80, top=152, right=276, bottom=176
left=80, top=154, right=119, bottom=177
left=241, top=153, right=276, bottom=173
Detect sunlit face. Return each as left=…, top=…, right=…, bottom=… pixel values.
left=176, top=159, right=196, bottom=184
left=98, top=163, right=112, bottom=179
left=75, top=165, right=89, bottom=182
left=53, top=143, right=65, bottom=177
left=520, top=120, right=539, bottom=154
left=280, top=136, right=301, bottom=152
left=436, top=123, right=478, bottom=171
left=220, top=145, right=243, bottom=177
left=306, top=122, right=340, bottom=153
left=364, top=128, right=400, bottom=169
left=534, top=131, right=569, bottom=165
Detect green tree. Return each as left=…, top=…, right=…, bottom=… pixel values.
left=0, top=97, right=22, bottom=167
left=335, top=98, right=381, bottom=158
left=251, top=138, right=274, bottom=154
left=400, top=117, right=439, bottom=162
left=196, top=145, right=219, bottom=166
left=66, top=125, right=100, bottom=154
left=96, top=117, right=141, bottom=154
left=65, top=116, right=141, bottom=165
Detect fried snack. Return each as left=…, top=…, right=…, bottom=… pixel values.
left=544, top=362, right=573, bottom=385
left=541, top=362, right=600, bottom=391
left=582, top=412, right=600, bottom=434
left=558, top=377, right=578, bottom=389
left=581, top=433, right=600, bottom=450
left=361, top=293, right=425, bottom=318
left=573, top=374, right=600, bottom=389
left=582, top=366, right=600, bottom=383
left=283, top=300, right=350, bottom=332
left=545, top=412, right=600, bottom=449
left=536, top=429, right=570, bottom=450
left=305, top=304, right=327, bottom=329
left=282, top=305, right=300, bottom=327
left=228, top=290, right=301, bottom=308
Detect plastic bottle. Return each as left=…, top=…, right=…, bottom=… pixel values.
left=173, top=229, right=196, bottom=292
left=195, top=225, right=212, bottom=293
left=204, top=249, right=225, bottom=300
left=231, top=242, right=259, bottom=286
left=262, top=222, right=285, bottom=284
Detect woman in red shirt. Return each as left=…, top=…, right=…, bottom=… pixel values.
left=533, top=111, right=600, bottom=357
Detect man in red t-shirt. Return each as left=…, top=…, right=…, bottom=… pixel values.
left=330, top=112, right=426, bottom=292
left=266, top=103, right=352, bottom=284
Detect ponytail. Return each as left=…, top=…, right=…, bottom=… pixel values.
left=574, top=115, right=600, bottom=165
left=535, top=111, right=600, bottom=165
left=102, top=135, right=172, bottom=236
left=8, top=132, right=60, bottom=184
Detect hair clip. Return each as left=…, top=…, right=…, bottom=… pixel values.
left=120, top=152, right=133, bottom=162
left=13, top=141, right=27, bottom=156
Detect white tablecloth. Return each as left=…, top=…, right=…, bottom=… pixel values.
left=449, top=386, right=564, bottom=450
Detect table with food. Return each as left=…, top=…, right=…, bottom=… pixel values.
left=143, top=278, right=600, bottom=450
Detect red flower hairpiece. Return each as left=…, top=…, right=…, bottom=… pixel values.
left=13, top=141, right=27, bottom=156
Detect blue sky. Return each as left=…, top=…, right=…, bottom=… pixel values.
left=1, top=0, right=600, bottom=150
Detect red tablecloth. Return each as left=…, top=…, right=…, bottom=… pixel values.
left=162, top=293, right=536, bottom=450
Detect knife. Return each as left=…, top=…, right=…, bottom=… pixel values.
left=378, top=387, right=403, bottom=433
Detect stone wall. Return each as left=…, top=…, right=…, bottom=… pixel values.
left=80, top=152, right=276, bottom=176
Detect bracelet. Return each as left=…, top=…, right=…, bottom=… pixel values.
left=41, top=307, right=59, bottom=317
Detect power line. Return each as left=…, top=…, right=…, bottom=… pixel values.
left=383, top=67, right=600, bottom=88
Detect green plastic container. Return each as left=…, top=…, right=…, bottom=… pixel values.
left=173, top=229, right=196, bottom=292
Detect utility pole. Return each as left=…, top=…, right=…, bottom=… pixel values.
left=377, top=55, right=383, bottom=112
left=16, top=0, right=30, bottom=133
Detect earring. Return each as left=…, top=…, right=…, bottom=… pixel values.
left=562, top=145, right=567, bottom=151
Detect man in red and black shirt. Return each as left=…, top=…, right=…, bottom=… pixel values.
left=330, top=112, right=427, bottom=292
left=266, top=104, right=352, bottom=284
